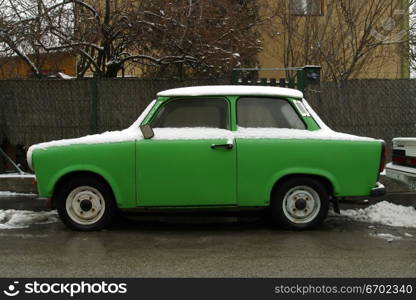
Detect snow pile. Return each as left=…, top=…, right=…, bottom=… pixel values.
left=0, top=191, right=36, bottom=197
left=0, top=209, right=58, bottom=229
left=340, top=201, right=416, bottom=228
left=27, top=128, right=140, bottom=168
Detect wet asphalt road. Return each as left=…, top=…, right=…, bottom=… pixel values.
left=0, top=210, right=415, bottom=278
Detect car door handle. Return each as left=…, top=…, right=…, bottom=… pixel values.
left=211, top=143, right=233, bottom=150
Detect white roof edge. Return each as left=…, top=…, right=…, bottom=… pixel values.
left=157, top=85, right=303, bottom=99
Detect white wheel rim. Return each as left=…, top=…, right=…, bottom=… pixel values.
left=282, top=185, right=321, bottom=224
left=65, top=186, right=106, bottom=225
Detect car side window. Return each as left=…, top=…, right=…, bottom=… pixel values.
left=237, top=97, right=306, bottom=129
left=151, top=98, right=229, bottom=129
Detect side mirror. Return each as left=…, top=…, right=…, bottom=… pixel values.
left=140, top=124, right=154, bottom=139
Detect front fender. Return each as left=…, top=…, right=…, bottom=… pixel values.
left=40, top=164, right=124, bottom=206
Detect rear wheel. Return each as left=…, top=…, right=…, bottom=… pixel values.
left=270, top=177, right=329, bottom=230
left=56, top=177, right=116, bottom=231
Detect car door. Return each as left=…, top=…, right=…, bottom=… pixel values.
left=235, top=97, right=308, bottom=207
left=135, top=97, right=236, bottom=207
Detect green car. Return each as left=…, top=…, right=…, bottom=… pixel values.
left=27, top=85, right=386, bottom=231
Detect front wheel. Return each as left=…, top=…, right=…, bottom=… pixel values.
left=270, top=177, right=329, bottom=230
left=56, top=177, right=116, bottom=231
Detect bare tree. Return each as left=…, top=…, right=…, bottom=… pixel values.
left=0, top=0, right=48, bottom=77
left=0, top=0, right=271, bottom=78
left=408, top=0, right=416, bottom=75
left=268, top=0, right=410, bottom=81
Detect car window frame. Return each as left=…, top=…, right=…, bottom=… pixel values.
left=147, top=97, right=232, bottom=130
left=235, top=96, right=308, bottom=130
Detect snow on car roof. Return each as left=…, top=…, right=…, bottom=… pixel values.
left=157, top=85, right=304, bottom=99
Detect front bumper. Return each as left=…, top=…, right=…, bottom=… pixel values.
left=385, top=162, right=416, bottom=190
left=370, top=182, right=386, bottom=197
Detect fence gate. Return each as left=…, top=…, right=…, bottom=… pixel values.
left=231, top=65, right=321, bottom=92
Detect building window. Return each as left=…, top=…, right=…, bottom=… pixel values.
left=290, top=0, right=323, bottom=16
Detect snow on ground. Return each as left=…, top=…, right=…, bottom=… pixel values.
left=371, top=233, right=402, bottom=242
left=339, top=201, right=416, bottom=228
left=0, top=172, right=35, bottom=178
left=0, top=191, right=37, bottom=197
left=0, top=209, right=58, bottom=229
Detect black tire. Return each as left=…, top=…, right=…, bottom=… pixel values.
left=56, top=177, right=116, bottom=231
left=270, top=177, right=329, bottom=230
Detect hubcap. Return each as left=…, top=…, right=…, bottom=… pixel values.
left=66, top=186, right=105, bottom=225
left=295, top=199, right=307, bottom=210
left=282, top=185, right=321, bottom=224
left=80, top=200, right=93, bottom=212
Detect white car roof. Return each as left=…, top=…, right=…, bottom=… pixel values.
left=157, top=85, right=303, bottom=99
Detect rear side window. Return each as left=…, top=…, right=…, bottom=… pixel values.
left=237, top=97, right=306, bottom=129
left=151, top=98, right=228, bottom=129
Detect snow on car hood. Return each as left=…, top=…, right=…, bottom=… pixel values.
left=27, top=128, right=140, bottom=170
left=27, top=99, right=377, bottom=169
